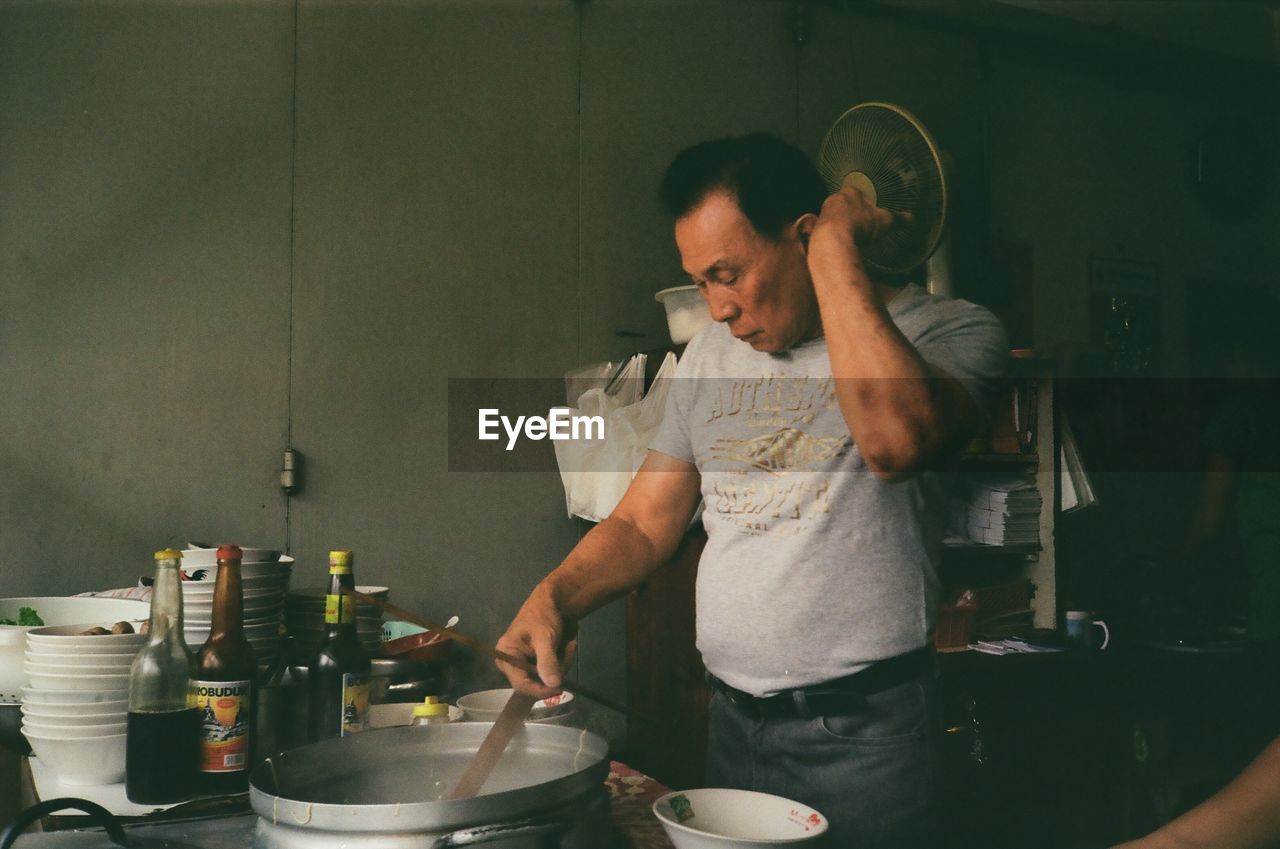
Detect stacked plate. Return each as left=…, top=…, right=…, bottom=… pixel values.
left=285, top=586, right=388, bottom=662
left=21, top=624, right=144, bottom=786
left=180, top=548, right=291, bottom=668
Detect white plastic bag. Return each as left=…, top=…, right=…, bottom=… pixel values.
left=553, top=352, right=678, bottom=522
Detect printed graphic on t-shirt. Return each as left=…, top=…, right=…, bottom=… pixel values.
left=705, top=375, right=837, bottom=426
left=703, top=376, right=850, bottom=535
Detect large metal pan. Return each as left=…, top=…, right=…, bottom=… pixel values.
left=248, top=723, right=611, bottom=848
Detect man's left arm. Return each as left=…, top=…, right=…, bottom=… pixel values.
left=807, top=188, right=1001, bottom=480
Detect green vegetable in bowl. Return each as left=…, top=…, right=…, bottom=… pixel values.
left=0, top=606, right=43, bottom=626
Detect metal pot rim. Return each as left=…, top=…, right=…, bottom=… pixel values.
left=249, top=723, right=609, bottom=834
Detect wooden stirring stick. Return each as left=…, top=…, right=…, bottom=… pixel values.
left=341, top=587, right=633, bottom=718
left=446, top=691, right=536, bottom=799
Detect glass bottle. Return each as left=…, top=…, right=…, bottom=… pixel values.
left=193, top=544, right=257, bottom=794
left=308, top=550, right=371, bottom=741
left=125, top=549, right=200, bottom=804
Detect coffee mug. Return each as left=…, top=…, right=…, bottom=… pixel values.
left=1065, top=610, right=1110, bottom=650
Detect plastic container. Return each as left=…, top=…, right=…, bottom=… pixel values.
left=655, top=285, right=713, bottom=344
left=410, top=696, right=451, bottom=726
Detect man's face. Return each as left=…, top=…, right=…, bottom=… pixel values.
left=674, top=192, right=819, bottom=353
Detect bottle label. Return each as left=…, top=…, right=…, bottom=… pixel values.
left=340, top=673, right=370, bottom=736
left=324, top=594, right=354, bottom=625
left=193, top=680, right=251, bottom=773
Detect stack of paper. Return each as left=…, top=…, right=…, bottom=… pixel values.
left=966, top=478, right=1042, bottom=546
left=971, top=638, right=1062, bottom=655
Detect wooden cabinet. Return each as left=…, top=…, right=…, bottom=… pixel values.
left=624, top=529, right=708, bottom=790
left=935, top=650, right=1131, bottom=848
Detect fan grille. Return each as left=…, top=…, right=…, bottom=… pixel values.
left=818, top=103, right=947, bottom=276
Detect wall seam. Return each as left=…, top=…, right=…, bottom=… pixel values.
left=574, top=0, right=585, bottom=685
left=576, top=0, right=585, bottom=372
left=284, top=0, right=300, bottom=552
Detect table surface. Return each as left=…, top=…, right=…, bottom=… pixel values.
left=15, top=759, right=675, bottom=849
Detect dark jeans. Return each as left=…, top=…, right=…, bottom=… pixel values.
left=705, top=671, right=939, bottom=849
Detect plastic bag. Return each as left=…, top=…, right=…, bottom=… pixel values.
left=564, top=360, right=621, bottom=411
left=553, top=352, right=678, bottom=522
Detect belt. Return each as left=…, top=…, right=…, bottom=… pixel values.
left=707, top=646, right=933, bottom=720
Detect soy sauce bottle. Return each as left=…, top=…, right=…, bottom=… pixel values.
left=308, top=550, right=371, bottom=740
left=126, top=549, right=200, bottom=803
left=194, top=544, right=257, bottom=794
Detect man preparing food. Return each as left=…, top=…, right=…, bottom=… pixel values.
left=496, top=133, right=1006, bottom=848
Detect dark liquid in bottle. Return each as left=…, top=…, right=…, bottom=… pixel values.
left=125, top=708, right=200, bottom=804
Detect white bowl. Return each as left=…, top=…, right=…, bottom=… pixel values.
left=0, top=598, right=150, bottom=630
left=21, top=699, right=127, bottom=719
left=24, top=648, right=138, bottom=665
left=26, top=642, right=144, bottom=658
left=188, top=598, right=283, bottom=610
left=26, top=624, right=148, bottom=648
left=22, top=711, right=126, bottom=728
left=185, top=621, right=279, bottom=637
left=23, top=719, right=126, bottom=738
left=187, top=592, right=284, bottom=605
left=183, top=568, right=290, bottom=582
left=181, top=578, right=288, bottom=595
left=24, top=655, right=135, bottom=672
left=652, top=789, right=828, bottom=848
left=182, top=564, right=291, bottom=584
left=456, top=688, right=575, bottom=723
left=24, top=669, right=131, bottom=691
left=186, top=614, right=279, bottom=627
left=185, top=608, right=282, bottom=621
left=22, top=730, right=127, bottom=786
left=180, top=547, right=280, bottom=568
left=20, top=687, right=129, bottom=705
left=655, top=285, right=714, bottom=344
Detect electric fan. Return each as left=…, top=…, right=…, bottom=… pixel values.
left=817, top=102, right=948, bottom=276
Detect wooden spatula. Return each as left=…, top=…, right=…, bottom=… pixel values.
left=447, top=691, right=537, bottom=800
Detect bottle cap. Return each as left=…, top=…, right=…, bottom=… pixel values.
left=422, top=696, right=440, bottom=705
left=413, top=701, right=449, bottom=718
left=154, top=548, right=182, bottom=561
left=328, top=550, right=352, bottom=573
left=216, top=544, right=243, bottom=562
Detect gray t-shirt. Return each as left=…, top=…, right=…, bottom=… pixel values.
left=649, top=284, right=1007, bottom=695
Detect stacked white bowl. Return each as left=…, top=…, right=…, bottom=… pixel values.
left=285, top=585, right=388, bottom=663
left=21, top=623, right=144, bottom=786
left=180, top=547, right=291, bottom=669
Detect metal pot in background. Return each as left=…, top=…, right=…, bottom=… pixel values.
left=288, top=657, right=446, bottom=706
left=366, top=656, right=446, bottom=704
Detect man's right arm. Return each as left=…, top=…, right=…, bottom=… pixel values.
left=495, top=449, right=702, bottom=699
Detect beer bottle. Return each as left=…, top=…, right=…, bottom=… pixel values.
left=308, top=550, right=371, bottom=740
left=126, top=548, right=200, bottom=804
left=193, top=544, right=257, bottom=794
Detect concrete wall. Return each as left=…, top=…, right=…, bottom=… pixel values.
left=2, top=0, right=1276, bottom=734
